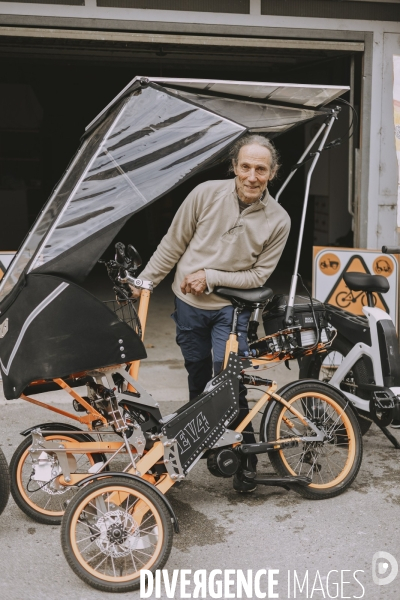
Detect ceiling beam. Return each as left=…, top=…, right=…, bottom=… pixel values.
left=0, top=26, right=365, bottom=52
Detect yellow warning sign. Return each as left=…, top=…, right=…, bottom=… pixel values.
left=319, top=253, right=341, bottom=276
left=373, top=255, right=394, bottom=277
left=325, top=255, right=389, bottom=316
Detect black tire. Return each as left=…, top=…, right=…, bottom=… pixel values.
left=261, top=381, right=363, bottom=499
left=0, top=446, right=10, bottom=516
left=300, top=334, right=372, bottom=436
left=10, top=431, right=104, bottom=525
left=61, top=477, right=173, bottom=593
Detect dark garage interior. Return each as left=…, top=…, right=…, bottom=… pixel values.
left=0, top=35, right=361, bottom=291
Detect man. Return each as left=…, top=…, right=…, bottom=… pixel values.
left=132, top=134, right=290, bottom=492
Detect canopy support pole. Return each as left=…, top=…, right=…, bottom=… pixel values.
left=275, top=120, right=328, bottom=203
left=276, top=107, right=341, bottom=326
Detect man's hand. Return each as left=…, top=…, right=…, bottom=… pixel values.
left=180, top=270, right=207, bottom=296
left=129, top=285, right=142, bottom=299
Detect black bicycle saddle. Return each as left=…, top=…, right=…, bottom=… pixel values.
left=343, top=272, right=389, bottom=294
left=214, top=284, right=274, bottom=307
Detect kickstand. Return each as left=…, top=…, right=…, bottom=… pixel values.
left=378, top=424, right=400, bottom=449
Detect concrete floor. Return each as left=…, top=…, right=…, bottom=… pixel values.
left=1, top=278, right=400, bottom=599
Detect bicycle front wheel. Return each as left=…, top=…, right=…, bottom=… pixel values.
left=263, top=382, right=362, bottom=499
left=61, top=477, right=173, bottom=592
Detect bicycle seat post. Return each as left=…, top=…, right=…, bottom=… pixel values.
left=231, top=305, right=243, bottom=336
left=366, top=291, right=374, bottom=308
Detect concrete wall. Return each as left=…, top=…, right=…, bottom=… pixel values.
left=1, top=1, right=400, bottom=249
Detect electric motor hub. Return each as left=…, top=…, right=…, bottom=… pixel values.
left=207, top=448, right=240, bottom=478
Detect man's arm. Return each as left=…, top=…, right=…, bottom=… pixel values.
left=204, top=218, right=290, bottom=291
left=137, top=188, right=200, bottom=287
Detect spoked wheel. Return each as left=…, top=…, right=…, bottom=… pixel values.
left=300, top=334, right=372, bottom=436
left=0, top=446, right=10, bottom=516
left=10, top=432, right=104, bottom=525
left=61, top=477, right=173, bottom=593
left=261, top=382, right=363, bottom=499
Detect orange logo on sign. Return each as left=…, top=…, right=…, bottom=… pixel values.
left=373, top=256, right=394, bottom=277
left=325, top=255, right=389, bottom=316
left=319, top=253, right=341, bottom=276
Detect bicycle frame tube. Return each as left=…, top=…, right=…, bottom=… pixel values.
left=223, top=334, right=239, bottom=368
left=129, top=289, right=151, bottom=382
left=20, top=377, right=108, bottom=428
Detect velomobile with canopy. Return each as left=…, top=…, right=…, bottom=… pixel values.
left=0, top=75, right=347, bottom=399
left=0, top=77, right=362, bottom=592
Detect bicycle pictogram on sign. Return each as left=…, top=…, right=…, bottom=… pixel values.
left=324, top=255, right=389, bottom=316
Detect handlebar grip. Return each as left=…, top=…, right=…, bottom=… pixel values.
left=115, top=242, right=126, bottom=264
left=382, top=246, right=400, bottom=254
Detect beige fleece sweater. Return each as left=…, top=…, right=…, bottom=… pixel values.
left=139, top=178, right=290, bottom=309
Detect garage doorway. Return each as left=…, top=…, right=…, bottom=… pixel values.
left=0, top=33, right=362, bottom=291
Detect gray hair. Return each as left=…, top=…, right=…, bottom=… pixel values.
left=229, top=134, right=280, bottom=179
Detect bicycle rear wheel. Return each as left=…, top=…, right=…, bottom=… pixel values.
left=261, top=381, right=363, bottom=499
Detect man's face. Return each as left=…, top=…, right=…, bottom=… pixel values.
left=234, top=143, right=275, bottom=203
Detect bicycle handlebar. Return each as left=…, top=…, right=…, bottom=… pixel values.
left=382, top=246, right=400, bottom=254
left=100, top=242, right=151, bottom=299
left=118, top=273, right=153, bottom=291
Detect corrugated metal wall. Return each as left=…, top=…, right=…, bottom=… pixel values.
left=96, top=0, right=249, bottom=12
left=261, top=0, right=400, bottom=21
left=0, top=0, right=83, bottom=4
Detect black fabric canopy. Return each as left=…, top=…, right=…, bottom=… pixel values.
left=0, top=77, right=348, bottom=307
left=0, top=76, right=348, bottom=398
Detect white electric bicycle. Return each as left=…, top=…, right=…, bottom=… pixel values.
left=300, top=246, right=400, bottom=447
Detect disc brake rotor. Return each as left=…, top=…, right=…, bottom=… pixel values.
left=95, top=510, right=139, bottom=558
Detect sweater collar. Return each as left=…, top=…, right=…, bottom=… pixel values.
left=229, top=178, right=270, bottom=214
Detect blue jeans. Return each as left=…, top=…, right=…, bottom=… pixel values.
left=171, top=297, right=257, bottom=456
